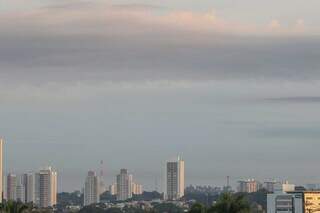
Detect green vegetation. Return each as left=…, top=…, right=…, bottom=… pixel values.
left=152, top=203, right=185, bottom=213
left=188, top=193, right=251, bottom=213
left=185, top=189, right=267, bottom=213
left=208, top=193, right=250, bottom=213
left=0, top=201, right=30, bottom=213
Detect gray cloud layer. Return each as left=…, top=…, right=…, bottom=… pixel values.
left=1, top=2, right=320, bottom=84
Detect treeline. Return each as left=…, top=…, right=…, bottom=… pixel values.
left=78, top=193, right=255, bottom=213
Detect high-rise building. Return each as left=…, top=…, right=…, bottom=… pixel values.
left=264, top=181, right=279, bottom=193
left=116, top=169, right=132, bottom=201
left=109, top=183, right=117, bottom=196
left=84, top=171, right=100, bottom=206
left=166, top=157, right=185, bottom=200
left=0, top=139, right=3, bottom=202
left=16, top=181, right=25, bottom=202
left=23, top=173, right=35, bottom=203
left=7, top=173, right=17, bottom=201
left=99, top=160, right=106, bottom=195
left=132, top=182, right=143, bottom=195
left=237, top=179, right=260, bottom=193
left=36, top=167, right=57, bottom=208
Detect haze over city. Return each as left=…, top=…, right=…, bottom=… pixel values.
left=1, top=0, right=320, bottom=194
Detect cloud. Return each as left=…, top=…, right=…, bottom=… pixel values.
left=0, top=1, right=310, bottom=36
left=0, top=1, right=320, bottom=87
left=264, top=96, right=320, bottom=103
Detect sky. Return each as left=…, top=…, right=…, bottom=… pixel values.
left=1, top=0, right=320, bottom=192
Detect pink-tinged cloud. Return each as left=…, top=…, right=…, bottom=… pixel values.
left=0, top=1, right=312, bottom=37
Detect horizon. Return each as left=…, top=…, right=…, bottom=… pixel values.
left=2, top=0, right=320, bottom=193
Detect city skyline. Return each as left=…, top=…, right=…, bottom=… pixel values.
left=2, top=0, right=320, bottom=194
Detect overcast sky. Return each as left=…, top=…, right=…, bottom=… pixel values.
left=1, top=0, right=320, bottom=192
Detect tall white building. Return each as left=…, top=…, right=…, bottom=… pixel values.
left=16, top=182, right=25, bottom=203
left=166, top=157, right=185, bottom=200
left=0, top=139, right=3, bottom=202
left=36, top=167, right=57, bottom=208
left=23, top=173, right=35, bottom=203
left=84, top=171, right=100, bottom=206
left=116, top=169, right=132, bottom=201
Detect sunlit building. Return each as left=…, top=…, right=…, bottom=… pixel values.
left=36, top=167, right=57, bottom=208
left=166, top=156, right=185, bottom=200
left=109, top=183, right=117, bottom=196
left=132, top=182, right=143, bottom=195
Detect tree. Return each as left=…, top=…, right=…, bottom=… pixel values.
left=153, top=203, right=184, bottom=213
left=189, top=203, right=207, bottom=213
left=78, top=204, right=105, bottom=213
left=0, top=200, right=30, bottom=213
left=208, top=193, right=250, bottom=213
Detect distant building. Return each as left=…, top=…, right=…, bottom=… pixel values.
left=264, top=181, right=279, bottom=193
left=186, top=185, right=222, bottom=195
left=99, top=160, right=106, bottom=195
left=84, top=171, right=100, bottom=206
left=22, top=173, right=35, bottom=203
left=132, top=183, right=143, bottom=195
left=116, top=169, right=132, bottom=201
left=166, top=157, right=185, bottom=200
left=16, top=182, right=25, bottom=202
left=36, top=167, right=57, bottom=208
left=7, top=173, right=17, bottom=201
left=305, top=183, right=320, bottom=190
left=237, top=179, right=260, bottom=193
left=274, top=181, right=295, bottom=193
left=109, top=183, right=117, bottom=196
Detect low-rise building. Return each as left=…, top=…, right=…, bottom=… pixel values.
left=267, top=183, right=320, bottom=213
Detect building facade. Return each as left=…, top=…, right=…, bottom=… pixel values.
left=23, top=173, right=35, bottom=203
left=266, top=191, right=320, bottom=213
left=109, top=183, right=117, bottom=196
left=7, top=173, right=17, bottom=201
left=267, top=182, right=304, bottom=213
left=16, top=182, right=25, bottom=202
left=116, top=169, right=132, bottom=201
left=84, top=171, right=100, bottom=206
left=37, top=167, right=57, bottom=208
left=166, top=157, right=185, bottom=200
left=132, top=183, right=143, bottom=195
left=264, top=181, right=280, bottom=193
left=238, top=179, right=260, bottom=193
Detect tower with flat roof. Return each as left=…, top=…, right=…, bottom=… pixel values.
left=166, top=156, right=185, bottom=200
